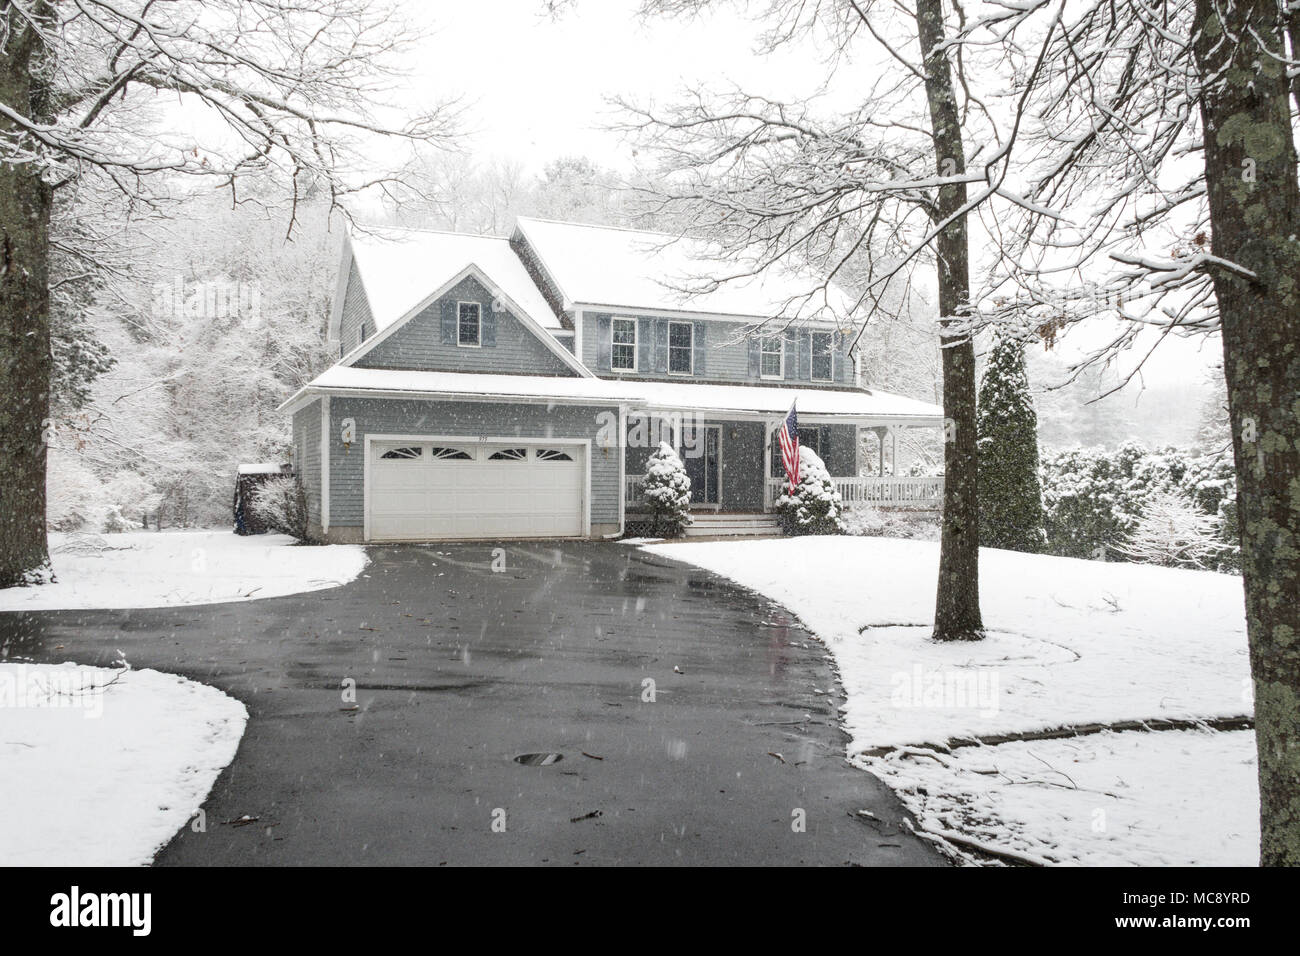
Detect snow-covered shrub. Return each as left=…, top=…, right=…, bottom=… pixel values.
left=842, top=504, right=939, bottom=540
left=642, top=442, right=692, bottom=537
left=775, top=446, right=845, bottom=535
left=1115, top=490, right=1227, bottom=569
left=248, top=476, right=309, bottom=541
left=1040, top=446, right=1145, bottom=558
left=101, top=506, right=134, bottom=534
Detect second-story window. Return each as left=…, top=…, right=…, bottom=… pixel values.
left=611, top=317, right=637, bottom=370
left=458, top=301, right=481, bottom=347
left=668, top=321, right=694, bottom=375
left=811, top=331, right=834, bottom=382
left=760, top=336, right=784, bottom=378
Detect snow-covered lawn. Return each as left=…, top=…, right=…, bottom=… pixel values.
left=0, top=531, right=367, bottom=611
left=869, top=728, right=1259, bottom=867
left=0, top=662, right=247, bottom=866
left=643, top=536, right=1255, bottom=865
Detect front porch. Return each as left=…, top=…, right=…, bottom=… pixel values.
left=626, top=474, right=946, bottom=512
left=623, top=415, right=944, bottom=515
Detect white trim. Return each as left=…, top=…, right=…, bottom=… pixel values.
left=759, top=335, right=785, bottom=380
left=667, top=320, right=694, bottom=376
left=610, top=315, right=638, bottom=373
left=335, top=263, right=592, bottom=378
left=810, top=330, right=834, bottom=383
left=363, top=433, right=593, bottom=542
left=320, top=395, right=331, bottom=534
left=456, top=300, right=482, bottom=348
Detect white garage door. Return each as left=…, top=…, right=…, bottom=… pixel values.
left=368, top=440, right=585, bottom=541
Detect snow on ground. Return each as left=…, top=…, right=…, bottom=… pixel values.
left=0, top=531, right=367, bottom=611
left=0, top=662, right=247, bottom=866
left=866, top=729, right=1259, bottom=866
left=643, top=536, right=1254, bottom=865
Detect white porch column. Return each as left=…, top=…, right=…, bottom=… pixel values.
left=890, top=425, right=900, bottom=477
left=876, top=426, right=887, bottom=476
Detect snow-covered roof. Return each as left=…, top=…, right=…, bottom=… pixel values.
left=237, top=463, right=287, bottom=475
left=282, top=366, right=943, bottom=421
left=347, top=226, right=561, bottom=331
left=514, top=216, right=858, bottom=323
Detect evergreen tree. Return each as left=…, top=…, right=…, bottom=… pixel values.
left=642, top=442, right=692, bottom=538
left=977, top=334, right=1047, bottom=552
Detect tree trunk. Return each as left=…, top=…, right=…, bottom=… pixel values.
left=916, top=0, right=983, bottom=641
left=0, top=13, right=53, bottom=588
left=1193, top=0, right=1300, bottom=866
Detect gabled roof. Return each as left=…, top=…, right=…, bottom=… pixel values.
left=332, top=226, right=562, bottom=337
left=513, top=216, right=858, bottom=323
left=280, top=366, right=944, bottom=423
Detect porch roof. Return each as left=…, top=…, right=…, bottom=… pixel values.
left=281, top=366, right=943, bottom=424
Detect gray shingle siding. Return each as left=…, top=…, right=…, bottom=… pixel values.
left=327, top=397, right=621, bottom=530
left=354, top=275, right=576, bottom=376
left=338, top=260, right=374, bottom=356
left=581, top=311, right=853, bottom=385
left=508, top=232, right=569, bottom=327
left=292, top=399, right=322, bottom=526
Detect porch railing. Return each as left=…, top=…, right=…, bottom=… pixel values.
left=627, top=474, right=944, bottom=511
left=765, top=475, right=944, bottom=510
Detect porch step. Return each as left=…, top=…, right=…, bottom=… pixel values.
left=683, top=512, right=781, bottom=537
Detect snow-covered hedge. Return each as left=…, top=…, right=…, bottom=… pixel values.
left=842, top=505, right=939, bottom=541
left=248, top=476, right=309, bottom=541
left=642, top=442, right=692, bottom=537
left=1040, top=441, right=1238, bottom=571
left=775, top=446, right=845, bottom=536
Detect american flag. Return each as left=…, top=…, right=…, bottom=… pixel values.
left=777, top=400, right=800, bottom=489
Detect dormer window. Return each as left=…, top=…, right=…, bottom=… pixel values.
left=611, top=317, right=637, bottom=371
left=811, top=331, right=834, bottom=382
left=458, top=301, right=481, bottom=347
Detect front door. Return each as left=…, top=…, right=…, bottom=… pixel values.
left=680, top=424, right=720, bottom=507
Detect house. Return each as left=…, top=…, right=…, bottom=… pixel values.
left=279, top=217, right=945, bottom=543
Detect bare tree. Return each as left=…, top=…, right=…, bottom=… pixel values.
left=974, top=0, right=1300, bottom=864
left=620, top=0, right=1067, bottom=639
left=0, top=0, right=458, bottom=586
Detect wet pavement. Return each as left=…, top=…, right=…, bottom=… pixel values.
left=1, top=541, right=944, bottom=866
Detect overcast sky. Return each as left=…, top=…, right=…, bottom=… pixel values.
left=409, top=0, right=860, bottom=170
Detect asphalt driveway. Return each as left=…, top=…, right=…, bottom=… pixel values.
left=2, top=541, right=943, bottom=866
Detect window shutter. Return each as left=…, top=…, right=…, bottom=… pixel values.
left=692, top=322, right=705, bottom=376
left=638, top=317, right=652, bottom=371
left=440, top=301, right=456, bottom=345
left=595, top=314, right=612, bottom=371
left=482, top=305, right=497, bottom=347
left=783, top=330, right=798, bottom=380
left=653, top=319, right=669, bottom=373
left=798, top=331, right=811, bottom=379
left=747, top=337, right=761, bottom=377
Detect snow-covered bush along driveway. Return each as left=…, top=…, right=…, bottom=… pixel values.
left=643, top=537, right=1255, bottom=865
left=0, top=662, right=247, bottom=866
left=0, top=531, right=367, bottom=612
